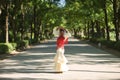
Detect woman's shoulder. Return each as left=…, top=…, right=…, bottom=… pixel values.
left=57, top=36, right=65, bottom=40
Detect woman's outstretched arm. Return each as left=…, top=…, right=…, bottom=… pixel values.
left=64, top=37, right=68, bottom=44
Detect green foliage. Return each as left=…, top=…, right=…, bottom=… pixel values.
left=16, top=40, right=29, bottom=49
left=30, top=39, right=37, bottom=44
left=90, top=38, right=116, bottom=49
left=99, top=40, right=108, bottom=45
left=15, top=33, right=21, bottom=41
left=89, top=38, right=99, bottom=44
left=0, top=0, right=120, bottom=51
left=11, top=43, right=17, bottom=50
left=0, top=43, right=14, bottom=54
left=105, top=41, right=116, bottom=48
left=115, top=41, right=120, bottom=51
left=0, top=0, right=60, bottom=43
left=75, top=35, right=82, bottom=39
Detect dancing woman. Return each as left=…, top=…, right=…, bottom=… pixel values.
left=54, top=28, right=69, bottom=73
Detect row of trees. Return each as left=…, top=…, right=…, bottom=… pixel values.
left=63, top=0, right=120, bottom=42
left=0, top=0, right=120, bottom=43
left=0, top=0, right=62, bottom=43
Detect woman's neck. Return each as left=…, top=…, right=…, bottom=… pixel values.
left=59, top=35, right=64, bottom=37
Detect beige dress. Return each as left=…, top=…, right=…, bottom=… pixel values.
left=54, top=48, right=69, bottom=72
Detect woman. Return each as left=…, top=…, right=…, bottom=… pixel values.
left=54, top=28, right=69, bottom=73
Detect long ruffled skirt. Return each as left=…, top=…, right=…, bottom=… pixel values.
left=54, top=48, right=69, bottom=72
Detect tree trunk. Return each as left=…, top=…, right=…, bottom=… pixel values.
left=5, top=3, right=9, bottom=43
left=103, top=0, right=110, bottom=40
left=21, top=4, right=25, bottom=40
left=30, top=23, right=33, bottom=40
left=84, top=22, right=87, bottom=37
left=11, top=16, right=16, bottom=42
left=33, top=5, right=37, bottom=40
left=95, top=20, right=101, bottom=38
left=113, top=0, right=119, bottom=41
left=73, top=28, right=77, bottom=36
left=36, top=17, right=41, bottom=41
left=87, top=21, right=90, bottom=39
left=13, top=20, right=17, bottom=41
left=118, top=6, right=120, bottom=40
left=91, top=21, right=95, bottom=38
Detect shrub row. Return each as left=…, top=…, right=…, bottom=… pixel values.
left=0, top=40, right=29, bottom=54
left=74, top=35, right=82, bottom=39
left=90, top=38, right=120, bottom=51
left=16, top=40, right=29, bottom=49
left=114, top=41, right=120, bottom=51
left=0, top=43, right=15, bottom=54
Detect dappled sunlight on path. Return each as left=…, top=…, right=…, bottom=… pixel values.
left=0, top=38, right=120, bottom=80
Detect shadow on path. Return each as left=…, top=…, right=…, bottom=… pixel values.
left=0, top=38, right=120, bottom=80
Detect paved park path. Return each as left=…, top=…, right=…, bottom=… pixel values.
left=0, top=38, right=120, bottom=80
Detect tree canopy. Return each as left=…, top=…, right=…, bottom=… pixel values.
left=0, top=0, right=120, bottom=43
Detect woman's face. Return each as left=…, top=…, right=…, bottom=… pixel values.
left=59, top=30, right=64, bottom=36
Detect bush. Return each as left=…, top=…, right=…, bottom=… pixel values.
left=74, top=35, right=82, bottom=39
left=100, top=40, right=108, bottom=45
left=115, top=41, right=120, bottom=51
left=89, top=38, right=99, bottom=44
left=29, top=39, right=37, bottom=44
left=105, top=41, right=116, bottom=48
left=16, top=40, right=29, bottom=49
left=100, top=39, right=116, bottom=48
left=0, top=43, right=14, bottom=54
left=11, top=43, right=17, bottom=50
left=90, top=38, right=116, bottom=49
left=24, top=36, right=29, bottom=40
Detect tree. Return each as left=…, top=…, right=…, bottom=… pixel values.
left=103, top=0, right=110, bottom=40
left=113, top=0, right=119, bottom=41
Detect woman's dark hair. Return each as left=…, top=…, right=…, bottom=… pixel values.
left=59, top=29, right=68, bottom=33
left=60, top=29, right=64, bottom=32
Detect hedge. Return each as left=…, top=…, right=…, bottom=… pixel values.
left=89, top=38, right=120, bottom=51
left=16, top=40, right=29, bottom=49
left=115, top=41, right=120, bottom=51
left=105, top=41, right=116, bottom=48
left=11, top=43, right=17, bottom=50
left=89, top=38, right=100, bottom=44
left=30, top=39, right=37, bottom=44
left=0, top=40, right=29, bottom=54
left=0, top=43, right=14, bottom=54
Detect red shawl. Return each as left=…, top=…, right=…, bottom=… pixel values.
left=57, top=36, right=68, bottom=49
